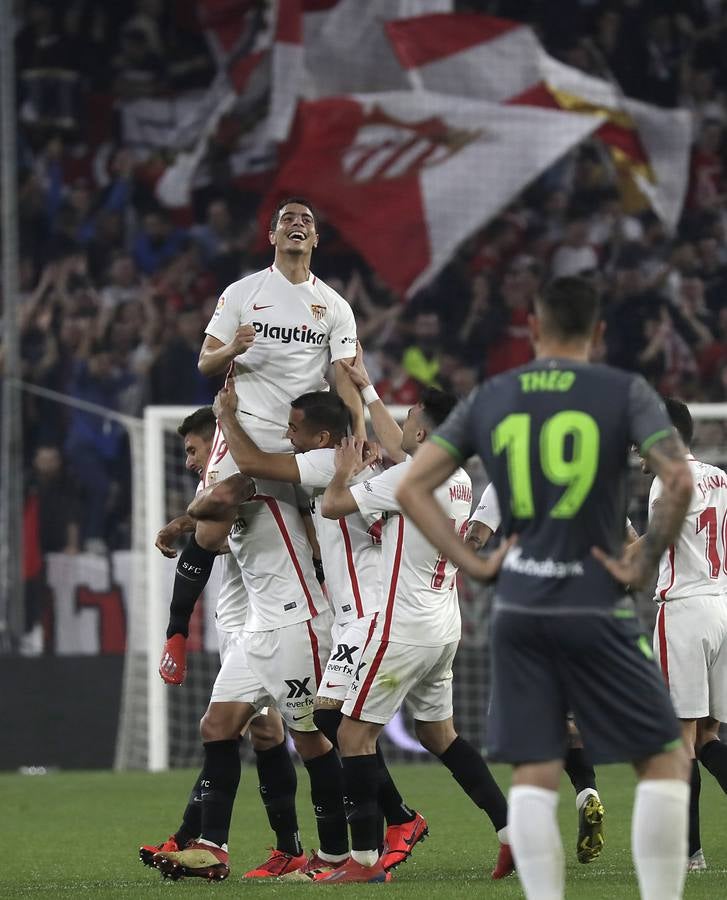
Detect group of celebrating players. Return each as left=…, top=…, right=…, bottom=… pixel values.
left=138, top=199, right=727, bottom=899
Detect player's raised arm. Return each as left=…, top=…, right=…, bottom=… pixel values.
left=155, top=514, right=195, bottom=558
left=212, top=382, right=300, bottom=482
left=333, top=358, right=366, bottom=441
left=340, top=342, right=406, bottom=462
left=198, top=326, right=255, bottom=377
left=320, top=437, right=369, bottom=519
left=397, top=441, right=513, bottom=582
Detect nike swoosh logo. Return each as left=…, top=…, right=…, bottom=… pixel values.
left=326, top=682, right=345, bottom=689
left=252, top=304, right=273, bottom=310
left=292, top=713, right=309, bottom=721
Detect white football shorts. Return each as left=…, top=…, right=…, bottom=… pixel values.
left=342, top=638, right=458, bottom=725
left=241, top=609, right=333, bottom=731
left=317, top=614, right=377, bottom=703
left=653, top=595, right=727, bottom=721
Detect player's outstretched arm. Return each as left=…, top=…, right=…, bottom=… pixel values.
left=397, top=442, right=514, bottom=581
left=198, top=327, right=255, bottom=377
left=592, top=434, right=692, bottom=587
left=212, top=382, right=301, bottom=482
left=340, top=341, right=406, bottom=462
left=155, top=514, right=195, bottom=558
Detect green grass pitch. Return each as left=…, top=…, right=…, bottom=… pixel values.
left=4, top=762, right=726, bottom=898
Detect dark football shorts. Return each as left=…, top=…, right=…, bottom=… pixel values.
left=487, top=606, right=681, bottom=765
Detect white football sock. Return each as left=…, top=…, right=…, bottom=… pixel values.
left=497, top=825, right=509, bottom=845
left=575, top=787, right=599, bottom=810
left=632, top=779, right=688, bottom=900
left=508, top=785, right=564, bottom=900
left=350, top=849, right=379, bottom=867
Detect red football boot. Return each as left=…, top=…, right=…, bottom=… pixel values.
left=381, top=812, right=428, bottom=871
left=139, top=835, right=184, bottom=867
left=314, top=856, right=391, bottom=883
left=279, top=851, right=348, bottom=881
left=491, top=842, right=516, bottom=880
left=243, top=848, right=307, bottom=878
left=154, top=840, right=229, bottom=881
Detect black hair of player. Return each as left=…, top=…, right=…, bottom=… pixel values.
left=291, top=392, right=351, bottom=442
left=663, top=397, right=693, bottom=447
left=178, top=407, right=216, bottom=441
left=419, top=388, right=459, bottom=430
left=538, top=276, right=600, bottom=340
left=270, top=197, right=318, bottom=232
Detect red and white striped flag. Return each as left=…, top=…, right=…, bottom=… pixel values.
left=262, top=92, right=600, bottom=296
left=386, top=13, right=692, bottom=230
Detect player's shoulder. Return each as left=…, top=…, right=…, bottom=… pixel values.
left=310, top=274, right=351, bottom=309
left=692, top=458, right=727, bottom=485
left=221, top=267, right=271, bottom=299
left=438, top=466, right=472, bottom=502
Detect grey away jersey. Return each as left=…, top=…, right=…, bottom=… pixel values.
left=433, top=359, right=673, bottom=612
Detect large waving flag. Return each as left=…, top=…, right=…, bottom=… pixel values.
left=386, top=13, right=692, bottom=230
left=262, top=92, right=601, bottom=296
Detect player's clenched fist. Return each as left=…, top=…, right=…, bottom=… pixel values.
left=159, top=634, right=187, bottom=685
left=228, top=324, right=255, bottom=356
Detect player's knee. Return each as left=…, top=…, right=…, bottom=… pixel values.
left=290, top=728, right=332, bottom=761
left=313, top=706, right=342, bottom=747
left=200, top=709, right=240, bottom=743
left=414, top=719, right=457, bottom=756
left=249, top=713, right=285, bottom=751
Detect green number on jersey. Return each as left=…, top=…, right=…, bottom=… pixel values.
left=491, top=414, right=534, bottom=517
left=492, top=411, right=599, bottom=519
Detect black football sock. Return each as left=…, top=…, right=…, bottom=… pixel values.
left=304, top=748, right=349, bottom=856
left=341, top=754, right=382, bottom=854
left=699, top=739, right=727, bottom=793
left=200, top=739, right=241, bottom=847
left=688, top=759, right=702, bottom=856
left=313, top=707, right=342, bottom=747
left=376, top=744, right=415, bottom=826
left=174, top=770, right=204, bottom=846
left=438, top=736, right=508, bottom=832
left=255, top=741, right=302, bottom=856
left=564, top=747, right=598, bottom=795
left=166, top=536, right=216, bottom=638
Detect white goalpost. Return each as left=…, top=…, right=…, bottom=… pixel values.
left=115, top=401, right=727, bottom=771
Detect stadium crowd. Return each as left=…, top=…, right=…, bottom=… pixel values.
left=9, top=1, right=727, bottom=568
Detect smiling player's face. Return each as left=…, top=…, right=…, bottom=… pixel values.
left=269, top=203, right=318, bottom=256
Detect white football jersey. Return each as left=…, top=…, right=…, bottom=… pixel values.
left=295, top=448, right=382, bottom=626
left=350, top=459, right=472, bottom=647
left=205, top=265, right=357, bottom=449
left=651, top=456, right=727, bottom=602
left=228, top=477, right=326, bottom=632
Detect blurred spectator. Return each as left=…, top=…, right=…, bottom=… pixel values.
left=64, top=340, right=136, bottom=553
left=149, top=307, right=215, bottom=406
left=132, top=210, right=187, bottom=275
left=111, top=23, right=167, bottom=99
left=402, top=312, right=443, bottom=387
left=550, top=211, right=599, bottom=277
left=22, top=445, right=82, bottom=655
left=374, top=348, right=421, bottom=406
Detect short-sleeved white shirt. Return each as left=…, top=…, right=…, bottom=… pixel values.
left=295, top=448, right=382, bottom=626
left=349, top=459, right=472, bottom=647
left=651, top=457, right=727, bottom=602
left=205, top=266, right=357, bottom=441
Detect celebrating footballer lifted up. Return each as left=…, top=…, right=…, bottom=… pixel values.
left=153, top=199, right=364, bottom=881
left=397, top=276, right=694, bottom=900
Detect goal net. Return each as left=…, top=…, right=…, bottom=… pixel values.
left=115, top=403, right=727, bottom=770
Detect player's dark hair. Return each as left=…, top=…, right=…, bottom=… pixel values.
left=420, top=388, right=459, bottom=429
left=663, top=397, right=693, bottom=446
left=177, top=407, right=216, bottom=441
left=270, top=197, right=317, bottom=231
left=291, top=391, right=351, bottom=441
left=538, top=276, right=600, bottom=339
